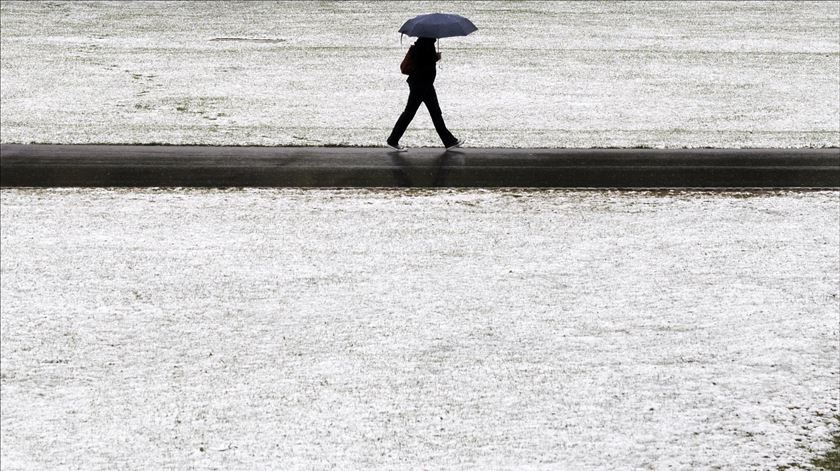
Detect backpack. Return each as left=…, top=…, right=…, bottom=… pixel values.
left=400, top=46, right=415, bottom=75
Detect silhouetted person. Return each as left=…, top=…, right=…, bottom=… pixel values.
left=387, top=37, right=462, bottom=151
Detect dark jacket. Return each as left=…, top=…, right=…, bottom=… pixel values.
left=407, top=37, right=439, bottom=85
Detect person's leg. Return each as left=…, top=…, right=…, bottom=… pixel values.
left=388, top=83, right=423, bottom=146
left=422, top=85, right=458, bottom=147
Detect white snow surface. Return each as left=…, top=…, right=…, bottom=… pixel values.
left=1, top=1, right=838, bottom=148
left=1, top=188, right=838, bottom=469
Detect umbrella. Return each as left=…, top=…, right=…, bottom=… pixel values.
left=398, top=13, right=477, bottom=40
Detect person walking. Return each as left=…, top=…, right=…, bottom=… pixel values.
left=387, top=37, right=462, bottom=152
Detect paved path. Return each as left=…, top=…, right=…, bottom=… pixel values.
left=1, top=144, right=837, bottom=188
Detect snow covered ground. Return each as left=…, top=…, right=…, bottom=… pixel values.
left=1, top=188, right=838, bottom=469
left=1, top=1, right=838, bottom=148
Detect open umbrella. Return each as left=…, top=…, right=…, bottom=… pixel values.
left=398, top=13, right=477, bottom=40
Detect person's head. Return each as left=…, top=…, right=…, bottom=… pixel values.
left=416, top=37, right=436, bottom=46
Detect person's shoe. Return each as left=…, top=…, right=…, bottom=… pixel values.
left=387, top=141, right=408, bottom=152
left=446, top=139, right=464, bottom=150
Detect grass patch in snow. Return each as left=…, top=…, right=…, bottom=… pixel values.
left=778, top=415, right=840, bottom=470
left=811, top=418, right=840, bottom=470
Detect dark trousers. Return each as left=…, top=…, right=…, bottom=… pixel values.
left=388, top=81, right=457, bottom=147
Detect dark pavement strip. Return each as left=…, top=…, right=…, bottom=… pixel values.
left=1, top=144, right=837, bottom=188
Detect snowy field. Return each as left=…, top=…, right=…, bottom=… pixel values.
left=1, top=188, right=838, bottom=469
left=1, top=1, right=838, bottom=148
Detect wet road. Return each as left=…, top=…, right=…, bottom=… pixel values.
left=1, top=144, right=838, bottom=188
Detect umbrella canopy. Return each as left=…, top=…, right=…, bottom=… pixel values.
left=398, top=13, right=477, bottom=39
